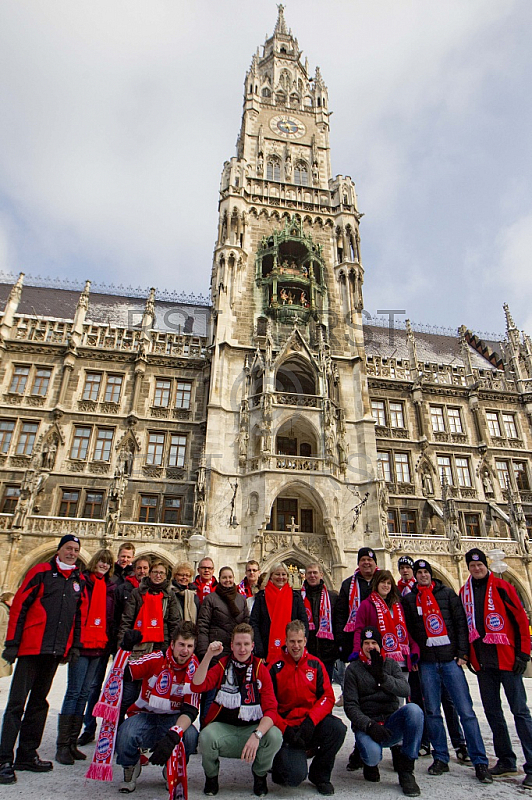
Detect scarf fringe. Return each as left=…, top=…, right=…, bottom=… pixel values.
left=92, top=701, right=118, bottom=722
left=238, top=705, right=263, bottom=722
left=426, top=635, right=451, bottom=647
left=215, top=688, right=241, bottom=708
left=387, top=651, right=404, bottom=662
left=484, top=632, right=511, bottom=645
left=85, top=761, right=113, bottom=782
left=344, top=622, right=356, bottom=632
left=149, top=695, right=173, bottom=711
left=468, top=629, right=481, bottom=643
left=317, top=631, right=334, bottom=640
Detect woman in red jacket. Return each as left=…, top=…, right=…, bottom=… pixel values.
left=55, top=549, right=115, bottom=765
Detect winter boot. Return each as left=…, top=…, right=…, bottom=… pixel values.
left=55, top=715, right=75, bottom=765
left=391, top=745, right=402, bottom=773
left=396, top=751, right=421, bottom=797
left=70, top=716, right=87, bottom=760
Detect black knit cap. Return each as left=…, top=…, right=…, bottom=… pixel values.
left=360, top=625, right=382, bottom=647
left=465, top=548, right=488, bottom=568
left=57, top=534, right=80, bottom=550
left=358, top=547, right=377, bottom=564
left=413, top=559, right=432, bottom=577
left=398, top=555, right=414, bottom=569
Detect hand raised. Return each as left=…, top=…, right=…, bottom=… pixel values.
left=207, top=641, right=224, bottom=657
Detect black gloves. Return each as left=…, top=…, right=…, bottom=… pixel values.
left=513, top=654, right=529, bottom=675
left=2, top=645, right=18, bottom=665
left=283, top=717, right=315, bottom=748
left=368, top=649, right=385, bottom=683
left=68, top=647, right=80, bottom=666
left=149, top=730, right=182, bottom=765
left=121, top=629, right=143, bottom=652
left=366, top=721, right=391, bottom=743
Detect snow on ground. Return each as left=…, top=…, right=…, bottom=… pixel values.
left=0, top=666, right=530, bottom=799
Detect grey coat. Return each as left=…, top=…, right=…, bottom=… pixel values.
left=343, top=657, right=410, bottom=733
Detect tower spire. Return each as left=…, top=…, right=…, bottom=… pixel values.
left=274, top=4, right=288, bottom=35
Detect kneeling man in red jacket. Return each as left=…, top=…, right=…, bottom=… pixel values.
left=269, top=619, right=346, bottom=795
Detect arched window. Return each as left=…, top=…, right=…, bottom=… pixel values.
left=266, top=159, right=281, bottom=181
left=262, top=87, right=271, bottom=98
left=294, top=163, right=309, bottom=186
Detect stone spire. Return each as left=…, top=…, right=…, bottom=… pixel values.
left=406, top=319, right=420, bottom=375
left=1, top=272, right=24, bottom=337
left=140, top=288, right=156, bottom=351
left=503, top=302, right=520, bottom=350
left=274, top=4, right=288, bottom=35
left=458, top=324, right=474, bottom=383
left=72, top=280, right=91, bottom=333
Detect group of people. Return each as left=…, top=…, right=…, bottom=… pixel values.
left=0, top=538, right=531, bottom=798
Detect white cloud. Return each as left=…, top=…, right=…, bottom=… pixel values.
left=0, top=0, right=530, bottom=334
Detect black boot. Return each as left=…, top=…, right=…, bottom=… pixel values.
left=391, top=745, right=402, bottom=773
left=347, top=745, right=362, bottom=771
left=55, top=715, right=75, bottom=765
left=70, top=716, right=87, bottom=760
left=396, top=751, right=421, bottom=797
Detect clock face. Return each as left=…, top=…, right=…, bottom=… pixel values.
left=269, top=115, right=306, bottom=139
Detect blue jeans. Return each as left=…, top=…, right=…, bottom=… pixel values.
left=82, top=655, right=109, bottom=735
left=355, top=703, right=424, bottom=766
left=477, top=668, right=532, bottom=774
left=61, top=656, right=101, bottom=717
left=419, top=661, right=487, bottom=766
left=116, top=713, right=199, bottom=766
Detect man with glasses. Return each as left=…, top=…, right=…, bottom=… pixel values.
left=238, top=561, right=261, bottom=612
left=194, top=558, right=217, bottom=605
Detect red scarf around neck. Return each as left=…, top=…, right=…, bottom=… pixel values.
left=371, top=592, right=409, bottom=661
left=195, top=576, right=216, bottom=603
left=301, top=583, right=333, bottom=640
left=416, top=582, right=450, bottom=647
left=135, top=591, right=164, bottom=642
left=461, top=573, right=511, bottom=646
left=398, top=577, right=416, bottom=597
left=264, top=580, right=293, bottom=664
left=344, top=568, right=379, bottom=631
left=82, top=573, right=108, bottom=650
left=237, top=577, right=253, bottom=598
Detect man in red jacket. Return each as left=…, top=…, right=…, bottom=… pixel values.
left=460, top=547, right=532, bottom=788
left=192, top=622, right=282, bottom=798
left=269, top=619, right=346, bottom=795
left=0, top=534, right=84, bottom=785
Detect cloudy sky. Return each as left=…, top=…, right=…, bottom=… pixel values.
left=0, top=0, right=531, bottom=337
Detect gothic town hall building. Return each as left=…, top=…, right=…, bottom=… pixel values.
left=1, top=8, right=532, bottom=615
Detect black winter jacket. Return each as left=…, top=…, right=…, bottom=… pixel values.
left=118, top=578, right=179, bottom=657
left=402, top=579, right=469, bottom=662
left=344, top=657, right=410, bottom=732
left=298, top=581, right=338, bottom=664
left=197, top=588, right=249, bottom=659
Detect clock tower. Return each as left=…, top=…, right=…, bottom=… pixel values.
left=204, top=6, right=382, bottom=584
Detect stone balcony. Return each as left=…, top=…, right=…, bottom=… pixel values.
left=247, top=454, right=340, bottom=477
left=389, top=533, right=521, bottom=557
left=0, top=514, right=193, bottom=544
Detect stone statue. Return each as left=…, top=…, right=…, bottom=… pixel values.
left=421, top=470, right=434, bottom=497
left=11, top=490, right=31, bottom=530
left=482, top=471, right=494, bottom=496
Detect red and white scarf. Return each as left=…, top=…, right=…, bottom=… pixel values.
left=371, top=592, right=409, bottom=661
left=86, top=647, right=130, bottom=781
left=416, top=582, right=450, bottom=647
left=397, top=577, right=416, bottom=597
left=135, top=591, right=164, bottom=642
left=128, top=650, right=199, bottom=715
left=461, top=573, right=511, bottom=646
left=237, top=578, right=253, bottom=598
left=195, top=576, right=216, bottom=603
left=344, top=569, right=378, bottom=631
left=301, top=583, right=333, bottom=640
left=166, top=725, right=187, bottom=800
left=82, top=574, right=108, bottom=650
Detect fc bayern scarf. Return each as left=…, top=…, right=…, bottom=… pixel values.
left=195, top=576, right=216, bottom=603
left=135, top=591, right=164, bottom=642
left=237, top=578, right=253, bottom=598
left=461, top=573, right=511, bottom=646
left=416, top=582, right=450, bottom=647
left=301, top=583, right=334, bottom=640
left=129, top=651, right=199, bottom=715
left=214, top=656, right=263, bottom=722
left=86, top=647, right=130, bottom=781
left=265, top=580, right=293, bottom=664
left=166, top=725, right=187, bottom=800
left=371, top=592, right=409, bottom=661
left=397, top=577, right=416, bottom=597
left=82, top=574, right=108, bottom=650
left=344, top=569, right=380, bottom=631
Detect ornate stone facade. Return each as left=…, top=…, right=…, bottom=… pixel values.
left=1, top=7, right=532, bottom=613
